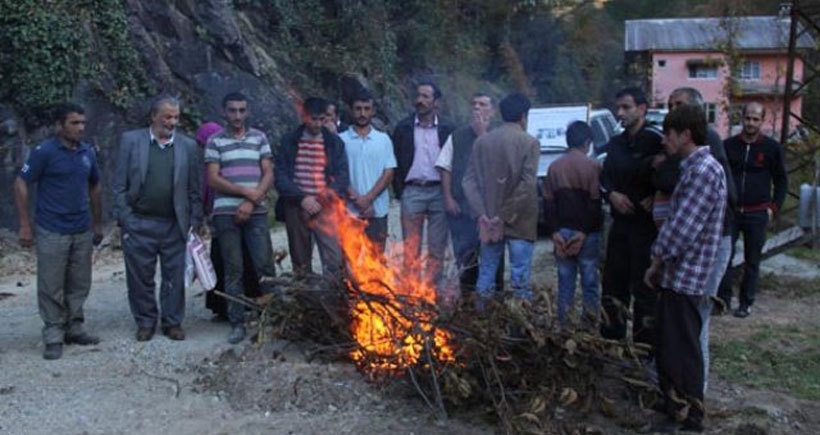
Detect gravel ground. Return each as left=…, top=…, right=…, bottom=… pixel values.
left=0, top=202, right=497, bottom=435
left=2, top=200, right=817, bottom=435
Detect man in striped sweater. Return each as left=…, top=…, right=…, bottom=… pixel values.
left=205, top=92, right=278, bottom=344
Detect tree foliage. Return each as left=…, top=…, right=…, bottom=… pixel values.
left=0, top=0, right=149, bottom=122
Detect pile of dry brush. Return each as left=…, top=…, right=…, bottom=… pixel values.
left=244, top=274, right=662, bottom=434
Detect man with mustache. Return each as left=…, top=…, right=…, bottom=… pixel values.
left=340, top=89, right=396, bottom=252
left=114, top=96, right=203, bottom=342
left=391, top=80, right=455, bottom=287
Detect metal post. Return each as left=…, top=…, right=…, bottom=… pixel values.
left=781, top=1, right=799, bottom=145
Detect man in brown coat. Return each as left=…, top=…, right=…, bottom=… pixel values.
left=462, top=93, right=539, bottom=304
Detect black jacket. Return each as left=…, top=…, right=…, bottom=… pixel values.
left=724, top=133, right=788, bottom=213
left=274, top=125, right=349, bottom=219
left=390, top=114, right=455, bottom=199
left=600, top=124, right=664, bottom=223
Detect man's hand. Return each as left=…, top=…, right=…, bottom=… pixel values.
left=234, top=200, right=254, bottom=224
left=767, top=208, right=774, bottom=222
left=651, top=153, right=666, bottom=169
left=443, top=195, right=461, bottom=216
left=92, top=225, right=104, bottom=246
left=324, top=119, right=338, bottom=134
left=552, top=232, right=567, bottom=258
left=564, top=231, right=586, bottom=257
left=19, top=225, right=33, bottom=248
left=245, top=187, right=266, bottom=205
left=643, top=257, right=662, bottom=290
left=301, top=195, right=322, bottom=216
left=353, top=194, right=373, bottom=214
left=639, top=196, right=653, bottom=213
left=361, top=204, right=375, bottom=218
left=471, top=111, right=490, bottom=136
left=609, top=191, right=635, bottom=215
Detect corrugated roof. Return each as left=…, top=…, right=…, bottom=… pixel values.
left=625, top=16, right=815, bottom=52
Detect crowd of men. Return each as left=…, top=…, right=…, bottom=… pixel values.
left=15, top=81, right=788, bottom=432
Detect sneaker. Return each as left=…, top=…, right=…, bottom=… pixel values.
left=733, top=305, right=751, bottom=318
left=227, top=326, right=246, bottom=344
left=43, top=343, right=63, bottom=360
left=65, top=332, right=100, bottom=346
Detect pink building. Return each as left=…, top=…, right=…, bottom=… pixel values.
left=625, top=16, right=814, bottom=139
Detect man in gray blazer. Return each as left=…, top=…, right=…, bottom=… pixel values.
left=113, top=96, right=203, bottom=342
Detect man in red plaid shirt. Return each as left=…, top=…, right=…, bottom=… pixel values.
left=644, top=105, right=726, bottom=433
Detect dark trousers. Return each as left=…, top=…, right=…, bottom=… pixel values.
left=212, top=214, right=275, bottom=326
left=282, top=202, right=343, bottom=281
left=122, top=215, right=185, bottom=329
left=718, top=210, right=767, bottom=308
left=206, top=237, right=261, bottom=318
left=364, top=216, right=388, bottom=253
left=656, top=289, right=705, bottom=426
left=600, top=219, right=657, bottom=348
left=448, top=213, right=503, bottom=292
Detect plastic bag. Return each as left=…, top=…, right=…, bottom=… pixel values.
left=184, top=239, right=195, bottom=288
left=186, top=228, right=217, bottom=290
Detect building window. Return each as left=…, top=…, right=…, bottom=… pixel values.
left=688, top=65, right=718, bottom=79
left=658, top=59, right=667, bottom=67
left=705, top=103, right=717, bottom=124
left=739, top=60, right=761, bottom=80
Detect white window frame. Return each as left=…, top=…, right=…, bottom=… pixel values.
left=739, top=60, right=761, bottom=81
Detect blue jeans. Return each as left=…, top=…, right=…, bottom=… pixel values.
left=699, top=234, right=732, bottom=392
left=554, top=229, right=600, bottom=327
left=213, top=214, right=277, bottom=326
left=476, top=238, right=533, bottom=301
left=448, top=213, right=504, bottom=292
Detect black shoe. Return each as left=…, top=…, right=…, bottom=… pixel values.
left=680, top=418, right=704, bottom=432
left=136, top=327, right=155, bottom=342
left=65, top=332, right=100, bottom=346
left=162, top=326, right=186, bottom=341
left=648, top=416, right=679, bottom=433
left=733, top=305, right=751, bottom=318
left=43, top=343, right=63, bottom=360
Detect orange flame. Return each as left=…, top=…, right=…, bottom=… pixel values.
left=315, top=192, right=456, bottom=375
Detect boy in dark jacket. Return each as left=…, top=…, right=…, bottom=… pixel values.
left=274, top=97, right=350, bottom=282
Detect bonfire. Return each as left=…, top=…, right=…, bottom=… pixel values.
left=315, top=191, right=456, bottom=376
left=258, top=191, right=661, bottom=433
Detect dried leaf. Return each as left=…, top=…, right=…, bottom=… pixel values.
left=564, top=338, right=578, bottom=355
left=559, top=387, right=578, bottom=406
left=621, top=376, right=656, bottom=390
left=599, top=395, right=617, bottom=417
left=517, top=412, right=543, bottom=426
left=529, top=396, right=547, bottom=414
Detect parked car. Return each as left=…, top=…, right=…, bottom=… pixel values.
left=645, top=108, right=668, bottom=131
left=536, top=108, right=623, bottom=229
